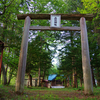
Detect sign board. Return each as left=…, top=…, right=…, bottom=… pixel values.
left=50, top=15, right=61, bottom=28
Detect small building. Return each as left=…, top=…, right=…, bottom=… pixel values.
left=48, top=74, right=64, bottom=86
left=41, top=79, right=49, bottom=87
left=24, top=78, right=49, bottom=87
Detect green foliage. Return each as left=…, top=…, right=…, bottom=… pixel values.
left=0, top=0, right=100, bottom=87
left=48, top=66, right=58, bottom=75
left=26, top=36, right=52, bottom=79
left=58, top=30, right=82, bottom=76
left=2, top=47, right=19, bottom=79
left=78, top=0, right=100, bottom=14
left=3, top=48, right=19, bottom=67
left=78, top=0, right=100, bottom=82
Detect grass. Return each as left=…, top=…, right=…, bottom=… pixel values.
left=0, top=85, right=100, bottom=100
left=24, top=86, right=82, bottom=91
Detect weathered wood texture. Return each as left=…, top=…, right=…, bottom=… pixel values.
left=29, top=26, right=81, bottom=31
left=17, top=14, right=93, bottom=21
left=15, top=16, right=31, bottom=94
left=80, top=17, right=93, bottom=95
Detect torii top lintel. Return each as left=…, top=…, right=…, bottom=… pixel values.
left=17, top=14, right=93, bottom=21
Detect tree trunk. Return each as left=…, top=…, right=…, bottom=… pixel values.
left=75, top=73, right=78, bottom=88
left=0, top=45, right=4, bottom=77
left=71, top=74, right=73, bottom=87
left=7, top=68, right=13, bottom=85
left=43, top=70, right=45, bottom=81
left=72, top=69, right=75, bottom=87
left=97, top=68, right=100, bottom=86
left=80, top=78, right=82, bottom=87
left=72, top=57, right=76, bottom=88
left=7, top=74, right=12, bottom=85
left=72, top=69, right=78, bottom=88
left=5, top=64, right=8, bottom=76
left=27, top=80, right=29, bottom=87
left=5, top=48, right=10, bottom=80
left=35, top=79, right=37, bottom=87
left=64, top=78, right=67, bottom=87
left=67, top=77, right=70, bottom=87
left=91, top=67, right=96, bottom=87
left=28, top=73, right=32, bottom=87
left=1, top=63, right=7, bottom=85
left=38, top=67, right=41, bottom=86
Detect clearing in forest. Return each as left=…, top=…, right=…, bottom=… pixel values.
left=0, top=85, right=100, bottom=100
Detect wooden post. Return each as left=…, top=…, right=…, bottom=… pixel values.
left=80, top=17, right=93, bottom=95
left=15, top=16, right=31, bottom=94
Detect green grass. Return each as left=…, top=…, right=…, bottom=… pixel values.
left=24, top=86, right=81, bottom=91
left=0, top=84, right=100, bottom=100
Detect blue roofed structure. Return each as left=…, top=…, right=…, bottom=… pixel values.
left=48, top=74, right=65, bottom=87
left=48, top=74, right=57, bottom=81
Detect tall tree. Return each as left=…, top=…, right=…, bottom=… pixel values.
left=78, top=0, right=100, bottom=86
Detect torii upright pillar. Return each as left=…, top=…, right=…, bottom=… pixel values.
left=15, top=16, right=31, bottom=94
left=80, top=17, right=93, bottom=94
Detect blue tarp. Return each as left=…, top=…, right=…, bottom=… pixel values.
left=48, top=74, right=57, bottom=81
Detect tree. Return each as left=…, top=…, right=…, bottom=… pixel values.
left=26, top=36, right=52, bottom=87
left=0, top=0, right=26, bottom=86
left=0, top=0, right=98, bottom=95
left=58, top=31, right=82, bottom=87
left=0, top=0, right=16, bottom=16
left=2, top=47, right=19, bottom=85
left=78, top=0, right=100, bottom=86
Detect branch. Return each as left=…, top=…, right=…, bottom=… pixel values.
left=5, top=0, right=14, bottom=8
left=0, top=0, right=14, bottom=15
left=1, top=0, right=7, bottom=4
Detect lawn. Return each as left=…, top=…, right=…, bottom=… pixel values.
left=0, top=85, right=100, bottom=100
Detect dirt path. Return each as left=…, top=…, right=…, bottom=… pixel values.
left=25, top=90, right=100, bottom=100
left=0, top=86, right=100, bottom=100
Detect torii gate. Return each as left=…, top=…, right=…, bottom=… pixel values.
left=15, top=14, right=93, bottom=95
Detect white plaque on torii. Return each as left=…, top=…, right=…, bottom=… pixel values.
left=50, top=15, right=61, bottom=28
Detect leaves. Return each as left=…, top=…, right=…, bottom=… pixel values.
left=0, top=0, right=100, bottom=86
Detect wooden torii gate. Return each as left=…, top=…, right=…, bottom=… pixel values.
left=16, top=14, right=93, bottom=95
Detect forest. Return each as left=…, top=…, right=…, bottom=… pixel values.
left=0, top=0, right=100, bottom=99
